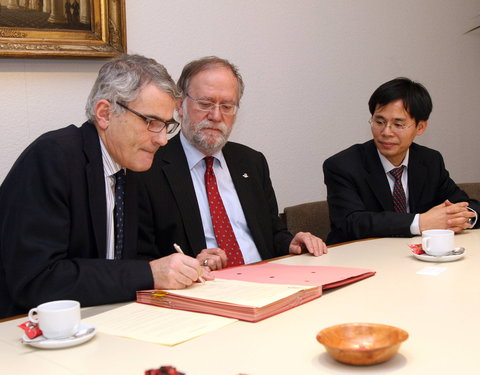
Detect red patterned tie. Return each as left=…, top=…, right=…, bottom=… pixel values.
left=390, top=166, right=407, bottom=213
left=204, top=156, right=245, bottom=267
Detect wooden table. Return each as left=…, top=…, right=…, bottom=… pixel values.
left=1, top=230, right=479, bottom=374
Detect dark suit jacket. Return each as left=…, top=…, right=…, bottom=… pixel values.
left=0, top=122, right=153, bottom=318
left=137, top=135, right=292, bottom=260
left=323, top=140, right=480, bottom=245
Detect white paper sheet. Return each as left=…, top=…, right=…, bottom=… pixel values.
left=84, top=302, right=237, bottom=346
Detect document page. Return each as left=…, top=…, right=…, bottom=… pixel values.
left=84, top=302, right=237, bottom=346
left=163, top=279, right=316, bottom=307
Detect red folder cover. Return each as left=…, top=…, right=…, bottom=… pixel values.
left=212, top=262, right=375, bottom=289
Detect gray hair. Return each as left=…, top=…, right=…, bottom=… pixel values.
left=177, top=56, right=244, bottom=103
left=85, top=54, right=180, bottom=122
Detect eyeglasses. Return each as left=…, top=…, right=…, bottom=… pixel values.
left=185, top=93, right=238, bottom=115
left=369, top=117, right=415, bottom=133
left=116, top=102, right=180, bottom=134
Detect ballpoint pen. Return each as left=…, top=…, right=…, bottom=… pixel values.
left=173, top=243, right=205, bottom=284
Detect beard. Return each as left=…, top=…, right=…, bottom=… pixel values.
left=182, top=114, right=233, bottom=155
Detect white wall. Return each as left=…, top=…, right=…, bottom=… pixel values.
left=1, top=0, right=479, bottom=210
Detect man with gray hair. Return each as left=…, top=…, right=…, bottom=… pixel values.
left=0, top=54, right=209, bottom=319
left=138, top=56, right=327, bottom=270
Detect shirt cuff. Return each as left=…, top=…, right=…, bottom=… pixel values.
left=410, top=214, right=421, bottom=235
left=467, top=207, right=478, bottom=228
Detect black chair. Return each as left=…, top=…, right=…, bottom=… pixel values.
left=281, top=200, right=330, bottom=241
left=458, top=182, right=480, bottom=201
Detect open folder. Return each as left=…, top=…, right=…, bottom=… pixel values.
left=137, top=263, right=374, bottom=322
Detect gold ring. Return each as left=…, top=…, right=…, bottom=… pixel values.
left=203, top=259, right=208, bottom=266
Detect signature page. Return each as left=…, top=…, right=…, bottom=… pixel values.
left=160, top=279, right=315, bottom=307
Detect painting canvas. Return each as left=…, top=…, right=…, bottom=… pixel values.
left=0, top=0, right=126, bottom=58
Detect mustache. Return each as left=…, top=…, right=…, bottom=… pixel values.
left=196, top=120, right=228, bottom=134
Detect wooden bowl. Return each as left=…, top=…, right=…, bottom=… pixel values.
left=316, top=323, right=408, bottom=366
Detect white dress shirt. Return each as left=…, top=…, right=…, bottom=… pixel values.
left=180, top=133, right=262, bottom=264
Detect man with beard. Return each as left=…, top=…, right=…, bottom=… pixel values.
left=137, top=56, right=327, bottom=270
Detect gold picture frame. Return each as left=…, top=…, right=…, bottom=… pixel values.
left=0, top=0, right=126, bottom=58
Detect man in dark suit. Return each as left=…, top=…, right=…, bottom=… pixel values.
left=323, top=77, right=479, bottom=245
left=0, top=54, right=209, bottom=319
left=138, top=56, right=327, bottom=270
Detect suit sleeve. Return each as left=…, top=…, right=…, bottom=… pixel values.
left=430, top=155, right=480, bottom=229
left=258, top=153, right=293, bottom=255
left=323, top=157, right=414, bottom=244
left=0, top=139, right=153, bottom=314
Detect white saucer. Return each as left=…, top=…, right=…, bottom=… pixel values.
left=21, top=322, right=96, bottom=349
left=413, top=248, right=466, bottom=263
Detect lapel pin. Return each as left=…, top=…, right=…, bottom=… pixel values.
left=242, top=173, right=249, bottom=178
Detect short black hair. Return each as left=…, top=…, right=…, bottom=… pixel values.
left=368, top=77, right=433, bottom=123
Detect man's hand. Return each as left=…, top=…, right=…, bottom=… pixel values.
left=149, top=253, right=213, bottom=289
left=196, top=248, right=228, bottom=270
left=288, top=232, right=328, bottom=256
left=419, top=200, right=476, bottom=233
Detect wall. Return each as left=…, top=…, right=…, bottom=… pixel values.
left=1, top=0, right=479, bottom=210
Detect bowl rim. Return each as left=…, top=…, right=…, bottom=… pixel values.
left=316, top=322, right=409, bottom=351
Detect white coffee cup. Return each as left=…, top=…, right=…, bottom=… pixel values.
left=421, top=229, right=455, bottom=256
left=28, top=300, right=81, bottom=339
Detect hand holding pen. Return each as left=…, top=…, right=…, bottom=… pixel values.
left=174, top=243, right=206, bottom=284
left=148, top=245, right=211, bottom=289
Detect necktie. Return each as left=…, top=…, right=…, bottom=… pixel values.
left=114, top=169, right=126, bottom=260
left=390, top=166, right=407, bottom=213
left=204, top=156, right=245, bottom=267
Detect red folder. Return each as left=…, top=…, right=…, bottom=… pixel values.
left=136, top=263, right=374, bottom=322
left=212, top=262, right=375, bottom=289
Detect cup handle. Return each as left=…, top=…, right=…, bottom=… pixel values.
left=28, top=308, right=39, bottom=324
left=421, top=237, right=429, bottom=251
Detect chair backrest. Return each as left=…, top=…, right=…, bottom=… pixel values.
left=457, top=182, right=480, bottom=201
left=282, top=200, right=330, bottom=241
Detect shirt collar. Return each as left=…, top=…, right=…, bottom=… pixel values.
left=377, top=148, right=410, bottom=174
left=99, top=136, right=122, bottom=178
left=180, top=132, right=226, bottom=170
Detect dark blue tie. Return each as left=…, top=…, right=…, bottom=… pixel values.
left=114, top=170, right=126, bottom=259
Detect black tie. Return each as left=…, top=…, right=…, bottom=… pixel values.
left=114, top=170, right=126, bottom=259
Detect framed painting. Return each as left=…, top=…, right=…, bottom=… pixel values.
left=0, top=0, right=126, bottom=58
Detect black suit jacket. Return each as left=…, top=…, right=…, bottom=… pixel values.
left=0, top=122, right=153, bottom=318
left=323, top=140, right=480, bottom=245
left=137, top=135, right=292, bottom=260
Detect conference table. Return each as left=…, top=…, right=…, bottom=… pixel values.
left=1, top=229, right=479, bottom=374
